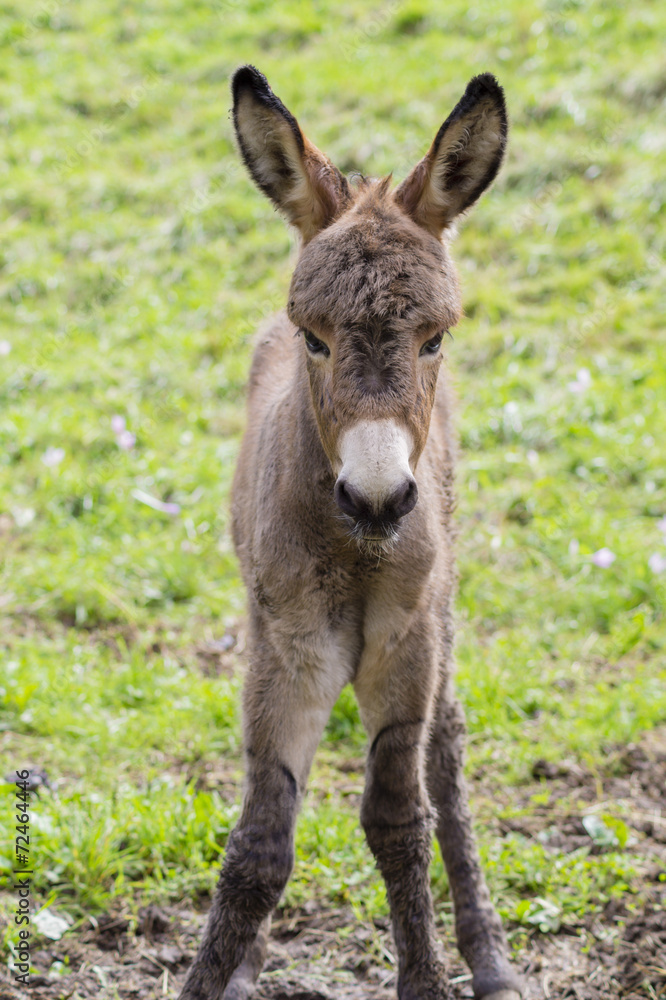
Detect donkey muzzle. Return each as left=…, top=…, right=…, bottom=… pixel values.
left=334, top=475, right=418, bottom=528
left=335, top=417, right=418, bottom=534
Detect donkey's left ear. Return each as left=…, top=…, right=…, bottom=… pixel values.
left=394, top=74, right=507, bottom=236
left=232, top=65, right=351, bottom=243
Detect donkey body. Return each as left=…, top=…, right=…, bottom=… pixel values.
left=180, top=67, right=522, bottom=1000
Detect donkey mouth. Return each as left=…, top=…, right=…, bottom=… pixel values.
left=347, top=516, right=400, bottom=552
left=333, top=468, right=418, bottom=554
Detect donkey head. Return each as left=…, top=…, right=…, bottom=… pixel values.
left=232, top=66, right=507, bottom=547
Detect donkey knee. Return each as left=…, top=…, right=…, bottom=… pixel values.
left=360, top=722, right=434, bottom=890
left=220, top=820, right=294, bottom=918
left=215, top=756, right=299, bottom=917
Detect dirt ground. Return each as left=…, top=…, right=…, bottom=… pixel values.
left=3, top=730, right=665, bottom=1000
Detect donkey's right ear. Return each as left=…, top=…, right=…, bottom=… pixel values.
left=232, top=66, right=351, bottom=243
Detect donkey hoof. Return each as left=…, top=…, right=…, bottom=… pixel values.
left=222, top=983, right=253, bottom=1000
left=222, top=965, right=260, bottom=1000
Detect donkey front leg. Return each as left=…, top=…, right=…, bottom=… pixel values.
left=355, top=635, right=450, bottom=1000
left=427, top=679, right=523, bottom=1000
left=178, top=753, right=294, bottom=1000
left=218, top=916, right=270, bottom=1000
left=179, top=648, right=347, bottom=1000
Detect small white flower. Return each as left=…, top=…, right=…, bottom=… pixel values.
left=116, top=429, right=136, bottom=451
left=34, top=908, right=71, bottom=941
left=567, top=368, right=592, bottom=394
left=648, top=552, right=666, bottom=574
left=657, top=516, right=666, bottom=537
left=41, top=446, right=65, bottom=468
left=591, top=547, right=615, bottom=568
left=12, top=507, right=35, bottom=527
left=0, top=340, right=11, bottom=355
left=111, top=414, right=126, bottom=434
left=131, top=488, right=180, bottom=515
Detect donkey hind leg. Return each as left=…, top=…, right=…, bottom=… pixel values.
left=427, top=683, right=523, bottom=1000
left=178, top=657, right=347, bottom=1000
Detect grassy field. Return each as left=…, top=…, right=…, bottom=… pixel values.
left=1, top=0, right=665, bottom=996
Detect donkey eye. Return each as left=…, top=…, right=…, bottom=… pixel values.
left=420, top=332, right=445, bottom=356
left=302, top=329, right=330, bottom=357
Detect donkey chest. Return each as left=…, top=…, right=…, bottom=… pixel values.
left=250, top=546, right=363, bottom=634
left=251, top=539, right=434, bottom=679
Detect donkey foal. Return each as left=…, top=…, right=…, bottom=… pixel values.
left=179, top=66, right=522, bottom=1000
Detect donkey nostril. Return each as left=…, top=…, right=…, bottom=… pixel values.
left=336, top=477, right=418, bottom=522
left=391, top=477, right=418, bottom=519
left=334, top=478, right=364, bottom=519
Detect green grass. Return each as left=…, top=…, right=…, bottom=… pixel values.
left=1, top=0, right=665, bottom=972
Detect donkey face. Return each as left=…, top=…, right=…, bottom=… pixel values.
left=232, top=67, right=507, bottom=545
left=287, top=196, right=460, bottom=542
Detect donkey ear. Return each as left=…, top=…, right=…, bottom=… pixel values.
left=394, top=74, right=507, bottom=236
left=232, top=65, right=351, bottom=243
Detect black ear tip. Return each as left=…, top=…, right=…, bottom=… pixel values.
left=466, top=72, right=506, bottom=108
left=231, top=64, right=272, bottom=103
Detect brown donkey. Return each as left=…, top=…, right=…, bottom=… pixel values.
left=179, top=66, right=522, bottom=1000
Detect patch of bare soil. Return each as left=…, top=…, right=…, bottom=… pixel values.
left=2, top=731, right=664, bottom=1000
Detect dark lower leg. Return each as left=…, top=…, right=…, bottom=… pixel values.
left=221, top=916, right=271, bottom=1000
left=361, top=722, right=451, bottom=1000
left=427, top=696, right=522, bottom=999
left=178, top=763, right=296, bottom=1000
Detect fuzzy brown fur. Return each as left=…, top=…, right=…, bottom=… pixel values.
left=178, top=66, right=521, bottom=1000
